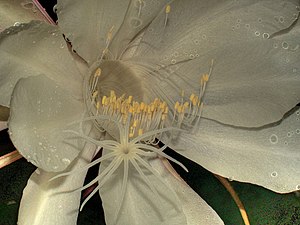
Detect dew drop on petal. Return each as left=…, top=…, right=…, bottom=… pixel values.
left=282, top=41, right=289, bottom=49
left=271, top=171, right=278, bottom=177
left=62, top=158, right=71, bottom=165
left=262, top=33, right=270, bottom=39
left=269, top=134, right=278, bottom=144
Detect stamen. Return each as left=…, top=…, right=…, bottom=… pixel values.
left=164, top=4, right=171, bottom=27
left=137, top=0, right=143, bottom=17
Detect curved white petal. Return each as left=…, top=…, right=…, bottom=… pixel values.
left=56, top=0, right=172, bottom=64
left=18, top=142, right=96, bottom=225
left=150, top=158, right=224, bottom=225
left=0, top=20, right=84, bottom=107
left=129, top=0, right=300, bottom=127
left=99, top=152, right=187, bottom=225
left=167, top=106, right=300, bottom=193
left=99, top=151, right=223, bottom=225
left=9, top=75, right=85, bottom=172
left=0, top=0, right=48, bottom=32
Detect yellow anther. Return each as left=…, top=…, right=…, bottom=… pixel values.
left=183, top=102, right=189, bottom=108
left=189, top=93, right=195, bottom=102
left=192, top=96, right=199, bottom=106
left=150, top=103, right=155, bottom=112
left=138, top=129, right=143, bottom=136
left=107, top=25, right=115, bottom=41
left=102, top=96, right=107, bottom=105
left=140, top=102, right=145, bottom=111
left=181, top=90, right=185, bottom=97
left=202, top=74, right=209, bottom=82
left=94, top=68, right=102, bottom=77
left=96, top=101, right=101, bottom=110
left=133, top=120, right=138, bottom=127
left=128, top=96, right=133, bottom=104
left=175, top=101, right=180, bottom=110
left=164, top=107, right=169, bottom=114
left=165, top=4, right=171, bottom=14
left=92, top=91, right=98, bottom=99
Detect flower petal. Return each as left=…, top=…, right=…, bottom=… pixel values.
left=9, top=75, right=85, bottom=172
left=0, top=20, right=84, bottom=107
left=129, top=0, right=300, bottom=127
left=150, top=158, right=224, bottom=225
left=0, top=0, right=48, bottom=32
left=18, top=143, right=96, bottom=225
left=167, top=106, right=300, bottom=193
left=99, top=152, right=188, bottom=225
left=56, top=0, right=172, bottom=64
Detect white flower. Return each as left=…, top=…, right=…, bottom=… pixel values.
left=0, top=0, right=300, bottom=225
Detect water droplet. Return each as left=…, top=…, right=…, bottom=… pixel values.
left=269, top=134, right=278, bottom=144
left=53, top=4, right=58, bottom=13
left=296, top=129, right=300, bottom=134
left=245, top=24, right=250, bottom=29
left=189, top=54, right=195, bottom=59
left=273, top=43, right=278, bottom=48
left=60, top=43, right=64, bottom=49
left=296, top=111, right=300, bottom=116
left=258, top=18, right=262, bottom=23
left=228, top=177, right=234, bottom=181
left=171, top=59, right=176, bottom=64
left=62, top=158, right=71, bottom=165
left=194, top=39, right=200, bottom=45
left=237, top=19, right=241, bottom=23
left=13, top=22, right=21, bottom=26
left=130, top=17, right=142, bottom=28
left=287, top=132, right=292, bottom=137
left=32, top=40, right=36, bottom=44
left=254, top=31, right=260, bottom=36
left=53, top=165, right=58, bottom=170
left=262, top=33, right=270, bottom=39
left=202, top=34, right=207, bottom=40
left=279, top=16, right=284, bottom=23
left=296, top=184, right=300, bottom=190
left=271, top=171, right=278, bottom=177
left=282, top=41, right=289, bottom=49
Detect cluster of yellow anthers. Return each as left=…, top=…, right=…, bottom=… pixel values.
left=88, top=73, right=210, bottom=141
left=173, top=73, right=209, bottom=127
left=91, top=89, right=169, bottom=139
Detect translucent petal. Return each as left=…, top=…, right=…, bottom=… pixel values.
left=149, top=158, right=224, bottom=225
left=128, top=0, right=300, bottom=127
left=18, top=143, right=96, bottom=225
left=99, top=151, right=187, bottom=225
left=166, top=106, right=300, bottom=193
left=0, top=20, right=84, bottom=107
left=56, top=0, right=172, bottom=64
left=9, top=75, right=85, bottom=172
left=0, top=0, right=48, bottom=32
